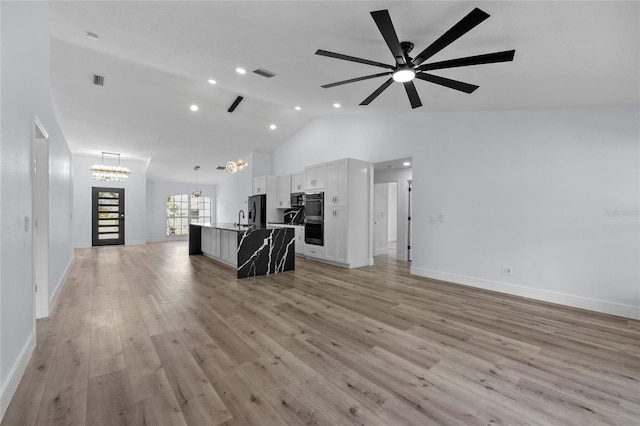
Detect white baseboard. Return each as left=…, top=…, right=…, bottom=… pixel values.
left=73, top=242, right=91, bottom=248
left=49, top=255, right=74, bottom=312
left=146, top=236, right=188, bottom=243
left=375, top=248, right=388, bottom=255
left=1, top=331, right=36, bottom=420
left=125, top=240, right=147, bottom=246
left=411, top=267, right=640, bottom=320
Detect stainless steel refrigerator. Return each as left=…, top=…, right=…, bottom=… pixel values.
left=247, top=194, right=266, bottom=228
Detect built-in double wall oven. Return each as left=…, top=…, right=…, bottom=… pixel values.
left=304, top=192, right=324, bottom=246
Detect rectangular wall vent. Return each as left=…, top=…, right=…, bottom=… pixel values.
left=228, top=96, right=244, bottom=113
left=93, top=74, right=105, bottom=86
left=253, top=68, right=276, bottom=78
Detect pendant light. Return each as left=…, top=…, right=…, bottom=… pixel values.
left=192, top=166, right=202, bottom=198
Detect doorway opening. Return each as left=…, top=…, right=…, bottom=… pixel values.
left=372, top=157, right=412, bottom=262
left=33, top=117, right=49, bottom=318
left=92, top=187, right=125, bottom=246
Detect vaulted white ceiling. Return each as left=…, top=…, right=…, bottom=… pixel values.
left=49, top=1, right=639, bottom=184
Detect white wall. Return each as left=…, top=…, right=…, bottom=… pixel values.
left=215, top=152, right=272, bottom=223
left=146, top=179, right=216, bottom=242
left=72, top=154, right=148, bottom=247
left=273, top=107, right=640, bottom=319
left=1, top=1, right=74, bottom=418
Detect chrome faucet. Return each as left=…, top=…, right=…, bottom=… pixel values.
left=238, top=209, right=245, bottom=227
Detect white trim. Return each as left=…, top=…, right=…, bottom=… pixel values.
left=146, top=236, right=189, bottom=243
left=1, top=331, right=36, bottom=420
left=49, top=255, right=74, bottom=313
left=73, top=242, right=91, bottom=249
left=125, top=240, right=147, bottom=246
left=411, top=267, right=640, bottom=320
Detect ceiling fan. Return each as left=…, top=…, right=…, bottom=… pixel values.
left=316, top=8, right=516, bottom=109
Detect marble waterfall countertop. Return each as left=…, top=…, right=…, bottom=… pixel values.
left=190, top=223, right=295, bottom=279
left=194, top=222, right=281, bottom=232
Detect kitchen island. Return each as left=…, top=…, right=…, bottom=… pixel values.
left=189, top=223, right=295, bottom=279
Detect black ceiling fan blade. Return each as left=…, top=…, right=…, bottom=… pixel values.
left=418, top=50, right=515, bottom=72
left=315, top=49, right=393, bottom=70
left=321, top=72, right=392, bottom=89
left=415, top=72, right=479, bottom=93
left=413, top=8, right=490, bottom=66
left=403, top=81, right=423, bottom=109
left=370, top=9, right=406, bottom=65
left=360, top=78, right=394, bottom=105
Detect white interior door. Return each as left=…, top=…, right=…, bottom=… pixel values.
left=408, top=180, right=412, bottom=262
left=374, top=183, right=389, bottom=255
left=33, top=118, right=49, bottom=319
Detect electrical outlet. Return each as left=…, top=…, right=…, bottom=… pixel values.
left=502, top=266, right=513, bottom=276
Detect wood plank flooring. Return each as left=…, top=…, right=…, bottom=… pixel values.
left=3, top=241, right=639, bottom=425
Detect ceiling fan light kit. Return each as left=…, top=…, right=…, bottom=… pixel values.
left=316, top=7, right=516, bottom=109
left=392, top=67, right=415, bottom=83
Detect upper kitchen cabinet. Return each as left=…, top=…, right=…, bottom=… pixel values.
left=291, top=171, right=305, bottom=193
left=304, top=164, right=325, bottom=191
left=325, top=159, right=348, bottom=207
left=253, top=175, right=275, bottom=195
left=276, top=175, right=291, bottom=208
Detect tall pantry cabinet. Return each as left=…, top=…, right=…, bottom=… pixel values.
left=304, top=158, right=370, bottom=268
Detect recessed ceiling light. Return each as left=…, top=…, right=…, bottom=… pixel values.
left=270, top=124, right=277, bottom=130
left=208, top=79, right=216, bottom=85
left=333, top=103, right=341, bottom=108
left=190, top=105, right=199, bottom=112
left=236, top=67, right=246, bottom=75
left=294, top=106, right=301, bottom=111
left=86, top=31, right=99, bottom=40
left=403, top=161, right=411, bottom=166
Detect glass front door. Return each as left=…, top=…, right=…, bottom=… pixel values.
left=92, top=187, right=125, bottom=246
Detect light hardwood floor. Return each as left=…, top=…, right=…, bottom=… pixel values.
left=3, top=241, right=639, bottom=425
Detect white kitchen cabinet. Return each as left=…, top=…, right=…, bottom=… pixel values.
left=294, top=225, right=305, bottom=255
left=276, top=175, right=291, bottom=208
left=220, top=230, right=237, bottom=266
left=305, top=243, right=326, bottom=259
left=301, top=158, right=370, bottom=268
left=304, top=163, right=325, bottom=190
left=291, top=172, right=305, bottom=193
left=252, top=176, right=267, bottom=195
left=201, top=228, right=220, bottom=259
left=325, top=159, right=348, bottom=207
left=324, top=207, right=348, bottom=264
left=253, top=175, right=278, bottom=223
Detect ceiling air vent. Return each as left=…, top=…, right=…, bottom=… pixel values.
left=253, top=68, right=276, bottom=78
left=93, top=74, right=104, bottom=86
left=216, top=166, right=226, bottom=170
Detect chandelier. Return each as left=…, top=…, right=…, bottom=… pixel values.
left=192, top=165, right=202, bottom=198
left=90, top=152, right=131, bottom=181
left=225, top=159, right=248, bottom=174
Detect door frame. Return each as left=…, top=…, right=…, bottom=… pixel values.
left=92, top=187, right=125, bottom=246
left=33, top=117, right=50, bottom=319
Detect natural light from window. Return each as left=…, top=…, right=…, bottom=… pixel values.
left=166, top=194, right=211, bottom=236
